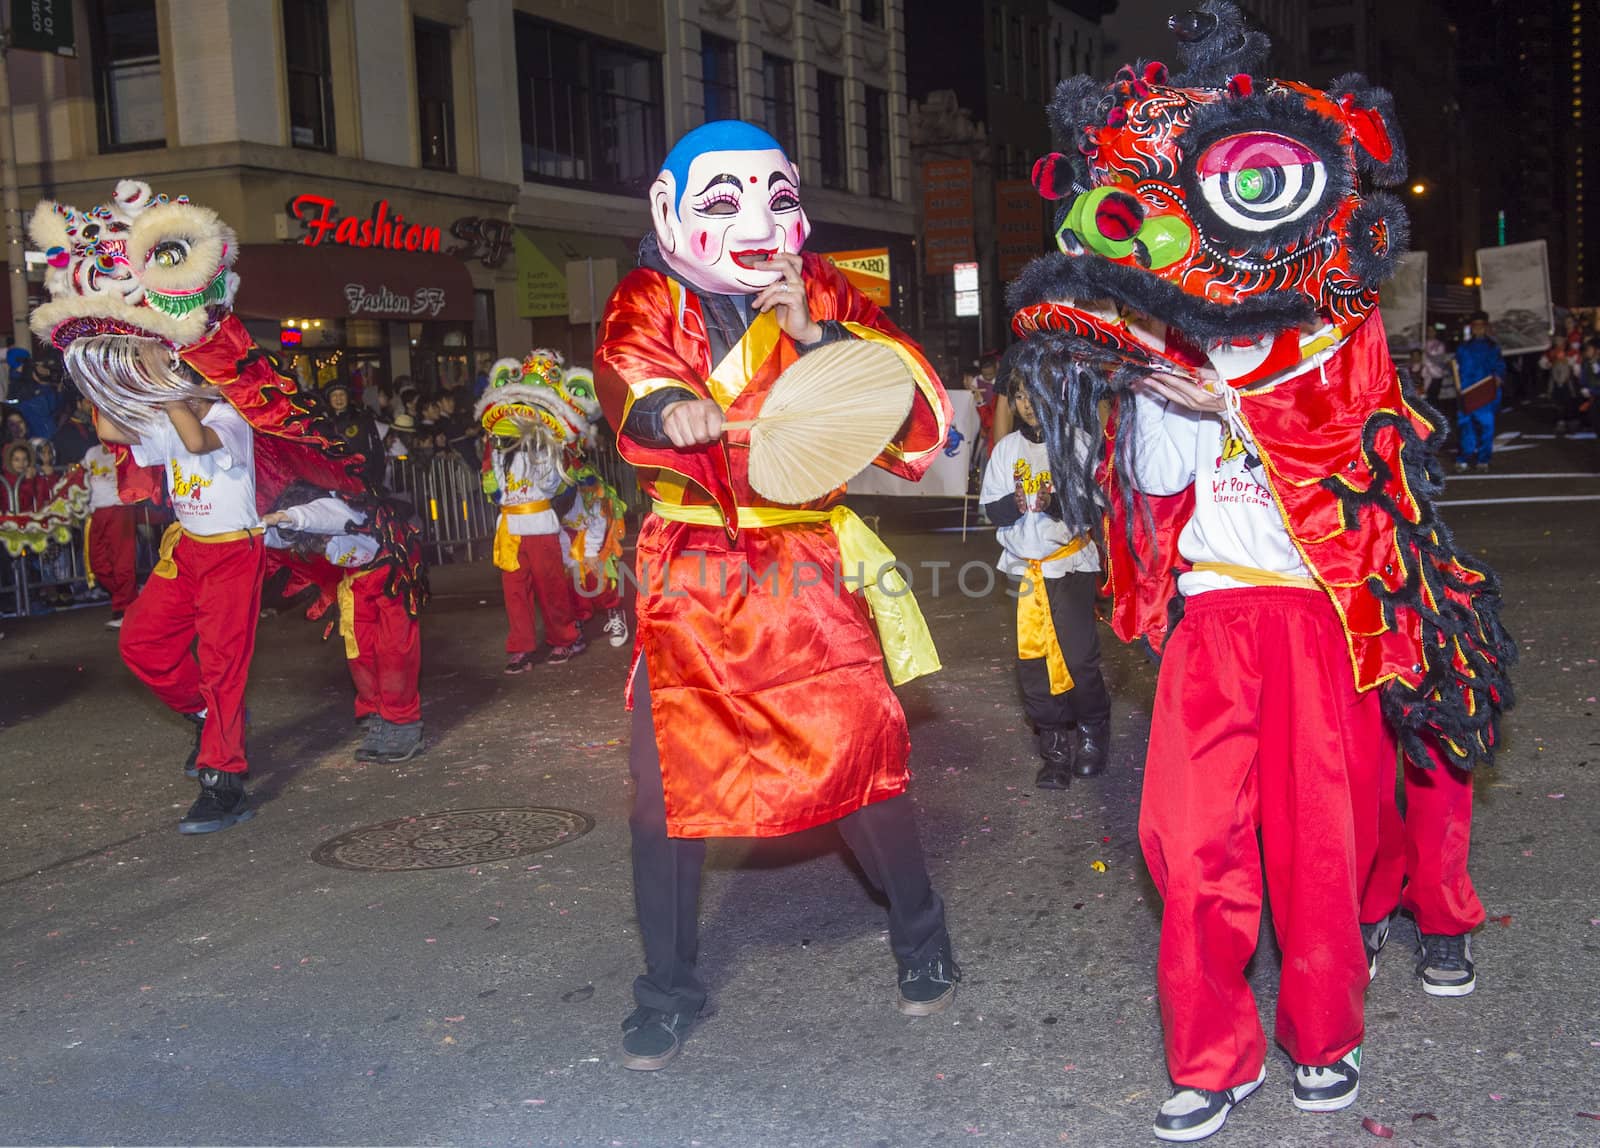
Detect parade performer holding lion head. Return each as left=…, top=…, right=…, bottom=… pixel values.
left=30, top=179, right=400, bottom=835
left=593, top=120, right=959, bottom=1070
left=1006, top=4, right=1514, bottom=1139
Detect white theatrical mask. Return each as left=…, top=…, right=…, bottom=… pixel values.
left=650, top=147, right=811, bottom=296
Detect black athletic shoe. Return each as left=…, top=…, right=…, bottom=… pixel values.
left=620, top=1007, right=695, bottom=1071
left=1417, top=932, right=1476, bottom=996
left=178, top=769, right=257, bottom=835
left=354, top=718, right=390, bottom=761
left=1361, top=912, right=1393, bottom=981
left=1153, top=1065, right=1265, bottom=1142
left=897, top=945, right=961, bottom=1016
left=182, top=711, right=205, bottom=778
left=372, top=721, right=424, bottom=764
left=1073, top=717, right=1110, bottom=777
left=1292, top=1046, right=1361, bottom=1112
left=1035, top=727, right=1073, bottom=789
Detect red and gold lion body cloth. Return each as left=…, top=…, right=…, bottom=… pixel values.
left=596, top=254, right=950, bottom=838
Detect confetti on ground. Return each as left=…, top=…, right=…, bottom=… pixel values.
left=1578, top=1112, right=1600, bottom=1120
left=1412, top=1113, right=1438, bottom=1122
left=1361, top=1116, right=1395, bottom=1138
left=1493, top=915, right=1513, bottom=927
left=575, top=738, right=623, bottom=749
left=1489, top=1093, right=1505, bottom=1101
left=1090, top=861, right=1108, bottom=872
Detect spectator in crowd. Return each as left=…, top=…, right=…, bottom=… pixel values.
left=5, top=335, right=29, bottom=394
left=1453, top=311, right=1506, bottom=473
left=13, top=358, right=66, bottom=440
left=1578, top=337, right=1600, bottom=438
left=1540, top=346, right=1580, bottom=434
left=1, top=440, right=49, bottom=512
left=53, top=394, right=99, bottom=464
left=323, top=380, right=384, bottom=487
left=4, top=409, right=29, bottom=444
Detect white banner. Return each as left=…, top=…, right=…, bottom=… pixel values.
left=1378, top=250, right=1427, bottom=353
left=1476, top=241, right=1553, bottom=356
left=847, top=389, right=979, bottom=497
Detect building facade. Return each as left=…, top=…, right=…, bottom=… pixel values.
left=6, top=0, right=922, bottom=390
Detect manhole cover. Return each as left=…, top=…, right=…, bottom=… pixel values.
left=311, top=807, right=595, bottom=872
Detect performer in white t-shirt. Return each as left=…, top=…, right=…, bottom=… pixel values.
left=98, top=399, right=264, bottom=834
left=980, top=374, right=1110, bottom=788
left=488, top=442, right=583, bottom=673
left=81, top=442, right=140, bottom=628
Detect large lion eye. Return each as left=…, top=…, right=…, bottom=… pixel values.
left=150, top=239, right=190, bottom=268
left=1196, top=133, right=1327, bottom=232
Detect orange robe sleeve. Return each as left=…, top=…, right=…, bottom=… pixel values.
left=594, top=268, right=739, bottom=526
left=799, top=253, right=952, bottom=482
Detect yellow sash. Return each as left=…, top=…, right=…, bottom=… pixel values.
left=1189, top=561, right=1320, bottom=591
left=335, top=567, right=379, bottom=657
left=492, top=499, right=554, bottom=572
left=152, top=523, right=265, bottom=579
left=650, top=500, right=941, bottom=686
left=1016, top=536, right=1092, bottom=695
left=83, top=513, right=96, bottom=588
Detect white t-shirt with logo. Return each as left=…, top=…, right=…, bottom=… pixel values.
left=980, top=429, right=1101, bottom=579
left=131, top=401, right=258, bottom=535
left=493, top=448, right=563, bottom=536
left=1128, top=389, right=1310, bottom=597
left=82, top=444, right=121, bottom=511
left=263, top=496, right=381, bottom=568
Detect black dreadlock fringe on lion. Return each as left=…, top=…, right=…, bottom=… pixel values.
left=1319, top=388, right=1517, bottom=771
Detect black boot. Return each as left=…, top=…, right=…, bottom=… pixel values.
left=179, top=769, right=257, bottom=835
left=182, top=712, right=204, bottom=778
left=1074, top=717, right=1110, bottom=777
left=1035, top=727, right=1073, bottom=789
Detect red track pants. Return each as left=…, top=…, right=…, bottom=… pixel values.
left=87, top=504, right=139, bottom=612
left=345, top=571, right=422, bottom=725
left=119, top=533, right=265, bottom=774
left=570, top=565, right=622, bottom=619
left=1139, top=587, right=1386, bottom=1090
left=502, top=533, right=578, bottom=653
left=1361, top=741, right=1485, bottom=936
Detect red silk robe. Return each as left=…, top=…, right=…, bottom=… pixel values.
left=595, top=253, right=951, bottom=838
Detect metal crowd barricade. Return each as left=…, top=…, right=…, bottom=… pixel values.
left=1, top=503, right=168, bottom=620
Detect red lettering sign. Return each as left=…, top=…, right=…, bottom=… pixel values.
left=290, top=194, right=443, bottom=255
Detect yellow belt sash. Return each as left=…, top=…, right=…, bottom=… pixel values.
left=1189, top=561, right=1320, bottom=591
left=1017, top=535, right=1092, bottom=695
left=335, top=567, right=379, bottom=657
left=152, top=522, right=264, bottom=579
left=650, top=500, right=941, bottom=686
left=493, top=499, right=554, bottom=572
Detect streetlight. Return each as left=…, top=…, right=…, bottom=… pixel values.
left=1411, top=181, right=1428, bottom=195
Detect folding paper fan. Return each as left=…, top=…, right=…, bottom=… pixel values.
left=723, top=339, right=917, bottom=505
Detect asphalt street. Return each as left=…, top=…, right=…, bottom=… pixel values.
left=1, top=423, right=1597, bottom=1147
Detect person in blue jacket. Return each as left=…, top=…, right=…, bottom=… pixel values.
left=1452, top=312, right=1506, bottom=473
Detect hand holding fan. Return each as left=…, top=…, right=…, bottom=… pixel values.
left=722, top=340, right=917, bottom=505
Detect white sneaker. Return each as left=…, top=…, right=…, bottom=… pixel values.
left=105, top=613, right=124, bottom=630
left=603, top=608, right=630, bottom=647
left=1153, top=1065, right=1265, bottom=1142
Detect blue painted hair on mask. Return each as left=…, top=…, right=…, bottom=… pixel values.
left=658, top=120, right=790, bottom=214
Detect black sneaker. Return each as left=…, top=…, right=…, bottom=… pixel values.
left=1035, top=727, right=1073, bottom=790
left=182, top=711, right=205, bottom=778
left=503, top=651, right=536, bottom=675
left=620, top=1006, right=695, bottom=1071
left=1292, top=1046, right=1361, bottom=1112
left=1417, top=932, right=1476, bottom=996
left=1154, top=1065, right=1265, bottom=1142
left=178, top=769, right=257, bottom=835
left=1361, top=912, right=1393, bottom=981
left=1074, top=717, right=1110, bottom=777
left=896, top=945, right=961, bottom=1016
left=545, top=637, right=588, bottom=666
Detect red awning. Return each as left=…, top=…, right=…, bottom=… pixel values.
left=233, top=243, right=476, bottom=323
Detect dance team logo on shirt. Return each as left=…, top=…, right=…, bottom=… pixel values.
left=169, top=460, right=212, bottom=501
left=88, top=460, right=114, bottom=479
left=1011, top=457, right=1052, bottom=498
left=1211, top=428, right=1272, bottom=510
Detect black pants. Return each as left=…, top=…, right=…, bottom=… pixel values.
left=627, top=665, right=950, bottom=1016
left=1015, top=571, right=1111, bottom=731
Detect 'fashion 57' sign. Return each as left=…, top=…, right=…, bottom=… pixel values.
left=344, top=284, right=449, bottom=318
left=292, top=194, right=444, bottom=253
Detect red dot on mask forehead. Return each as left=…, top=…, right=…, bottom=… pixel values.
left=749, top=175, right=758, bottom=183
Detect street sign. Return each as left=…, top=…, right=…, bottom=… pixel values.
left=9, top=0, right=76, bottom=56
left=954, top=290, right=980, bottom=317
left=952, top=262, right=979, bottom=292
